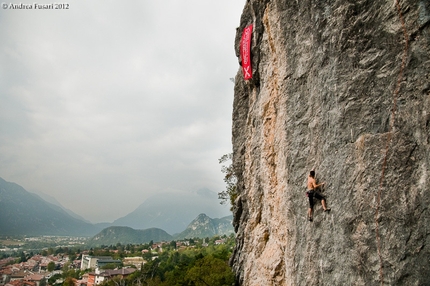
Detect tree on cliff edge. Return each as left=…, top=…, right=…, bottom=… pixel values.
left=218, top=153, right=237, bottom=211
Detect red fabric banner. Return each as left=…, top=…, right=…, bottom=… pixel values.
left=240, top=24, right=253, bottom=80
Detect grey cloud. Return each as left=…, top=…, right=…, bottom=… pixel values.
left=0, top=0, right=244, bottom=223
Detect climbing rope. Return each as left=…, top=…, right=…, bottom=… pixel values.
left=375, top=0, right=409, bottom=284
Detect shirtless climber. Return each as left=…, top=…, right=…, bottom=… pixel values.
left=307, top=170, right=330, bottom=221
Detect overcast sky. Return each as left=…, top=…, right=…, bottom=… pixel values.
left=0, top=1, right=245, bottom=223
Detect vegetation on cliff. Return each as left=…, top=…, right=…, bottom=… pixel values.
left=218, top=153, right=238, bottom=211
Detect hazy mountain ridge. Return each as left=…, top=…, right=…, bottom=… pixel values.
left=0, top=177, right=99, bottom=236
left=112, top=188, right=231, bottom=234
left=88, top=226, right=173, bottom=246
left=0, top=177, right=232, bottom=238
left=89, top=214, right=233, bottom=246
left=175, top=213, right=234, bottom=240
left=31, top=190, right=92, bottom=223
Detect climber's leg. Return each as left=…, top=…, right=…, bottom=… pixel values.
left=308, top=192, right=314, bottom=221
left=322, top=199, right=331, bottom=212
left=308, top=207, right=313, bottom=221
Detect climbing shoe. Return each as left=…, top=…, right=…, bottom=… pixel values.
left=308, top=216, right=313, bottom=222
left=324, top=208, right=331, bottom=212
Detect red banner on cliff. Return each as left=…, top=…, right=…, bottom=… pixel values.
left=240, top=24, right=253, bottom=80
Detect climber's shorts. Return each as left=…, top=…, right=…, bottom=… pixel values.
left=307, top=190, right=324, bottom=208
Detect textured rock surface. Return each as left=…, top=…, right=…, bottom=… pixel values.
left=231, top=0, right=430, bottom=285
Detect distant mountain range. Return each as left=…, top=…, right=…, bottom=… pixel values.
left=111, top=188, right=231, bottom=234
left=0, top=177, right=233, bottom=238
left=87, top=227, right=173, bottom=246
left=0, top=177, right=99, bottom=236
left=31, top=190, right=92, bottom=223
left=175, top=213, right=234, bottom=240
left=88, top=214, right=233, bottom=246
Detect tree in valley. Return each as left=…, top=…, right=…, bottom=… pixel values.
left=184, top=255, right=235, bottom=286
left=19, top=252, right=27, bottom=263
left=63, top=277, right=75, bottom=286
left=47, top=261, right=56, bottom=272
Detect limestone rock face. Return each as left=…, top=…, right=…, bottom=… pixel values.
left=231, top=0, right=430, bottom=285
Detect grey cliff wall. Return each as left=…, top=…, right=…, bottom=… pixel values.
left=231, top=0, right=430, bottom=285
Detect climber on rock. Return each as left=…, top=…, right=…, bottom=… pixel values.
left=306, top=170, right=330, bottom=221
